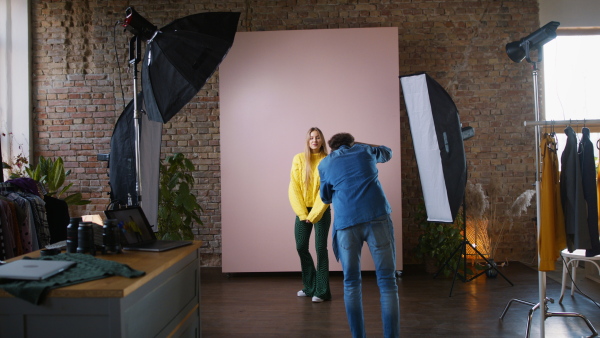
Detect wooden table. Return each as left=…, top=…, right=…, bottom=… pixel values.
left=0, top=241, right=202, bottom=338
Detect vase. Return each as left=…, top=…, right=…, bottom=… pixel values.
left=485, top=259, right=498, bottom=278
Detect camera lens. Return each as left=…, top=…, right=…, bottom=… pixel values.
left=102, top=219, right=122, bottom=254
left=66, top=217, right=82, bottom=253
left=77, top=222, right=96, bottom=255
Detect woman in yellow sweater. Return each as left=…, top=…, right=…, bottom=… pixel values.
left=289, top=127, right=331, bottom=303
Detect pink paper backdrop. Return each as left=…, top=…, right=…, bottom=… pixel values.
left=220, top=28, right=401, bottom=272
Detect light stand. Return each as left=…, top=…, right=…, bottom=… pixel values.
left=123, top=6, right=159, bottom=207
left=500, top=21, right=598, bottom=338
left=434, top=128, right=514, bottom=297
left=128, top=34, right=143, bottom=206
left=500, top=57, right=598, bottom=338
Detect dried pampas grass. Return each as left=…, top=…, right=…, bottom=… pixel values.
left=508, top=189, right=536, bottom=222
left=465, top=182, right=489, bottom=219
left=488, top=188, right=536, bottom=259
left=463, top=179, right=535, bottom=261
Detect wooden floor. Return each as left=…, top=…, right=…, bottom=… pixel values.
left=200, top=261, right=600, bottom=337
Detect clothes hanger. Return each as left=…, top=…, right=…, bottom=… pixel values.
left=550, top=120, right=556, bottom=138
left=542, top=121, right=557, bottom=153
left=551, top=121, right=559, bottom=149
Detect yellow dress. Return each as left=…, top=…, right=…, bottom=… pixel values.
left=539, top=134, right=567, bottom=271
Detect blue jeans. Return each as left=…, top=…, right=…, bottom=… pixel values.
left=336, top=214, right=399, bottom=338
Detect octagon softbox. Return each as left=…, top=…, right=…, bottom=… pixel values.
left=400, top=73, right=466, bottom=223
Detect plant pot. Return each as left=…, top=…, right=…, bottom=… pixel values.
left=485, top=259, right=498, bottom=278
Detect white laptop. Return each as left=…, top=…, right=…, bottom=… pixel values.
left=0, top=259, right=76, bottom=281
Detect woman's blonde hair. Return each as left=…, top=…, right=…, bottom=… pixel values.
left=303, top=127, right=328, bottom=193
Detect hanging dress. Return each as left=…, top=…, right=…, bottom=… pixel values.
left=579, top=127, right=600, bottom=257
left=597, top=138, right=600, bottom=242
left=539, top=133, right=567, bottom=271
left=560, top=126, right=591, bottom=252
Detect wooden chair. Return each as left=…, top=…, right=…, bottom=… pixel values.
left=559, top=248, right=600, bottom=303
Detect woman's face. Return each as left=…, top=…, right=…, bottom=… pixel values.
left=309, top=130, right=323, bottom=152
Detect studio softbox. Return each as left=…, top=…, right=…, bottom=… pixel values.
left=400, top=73, right=466, bottom=223
left=109, top=93, right=162, bottom=228
left=141, top=12, right=240, bottom=123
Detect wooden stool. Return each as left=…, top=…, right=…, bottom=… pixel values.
left=559, top=248, right=600, bottom=303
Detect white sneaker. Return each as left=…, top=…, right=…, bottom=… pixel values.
left=297, top=290, right=308, bottom=297
left=312, top=296, right=324, bottom=303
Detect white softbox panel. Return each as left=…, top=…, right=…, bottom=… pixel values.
left=401, top=73, right=466, bottom=223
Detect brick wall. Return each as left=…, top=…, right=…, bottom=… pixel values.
left=30, top=0, right=540, bottom=266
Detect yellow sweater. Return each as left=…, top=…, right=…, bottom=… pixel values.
left=288, top=152, right=329, bottom=224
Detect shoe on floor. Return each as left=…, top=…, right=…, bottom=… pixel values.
left=297, top=290, right=308, bottom=297
left=312, top=296, right=324, bottom=303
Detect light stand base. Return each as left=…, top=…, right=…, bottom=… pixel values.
left=433, top=191, right=513, bottom=297
left=499, top=297, right=598, bottom=338
left=434, top=236, right=514, bottom=297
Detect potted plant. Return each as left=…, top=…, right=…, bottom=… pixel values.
left=157, top=153, right=203, bottom=240
left=26, top=156, right=91, bottom=205
left=414, top=201, right=463, bottom=277
left=3, top=155, right=91, bottom=206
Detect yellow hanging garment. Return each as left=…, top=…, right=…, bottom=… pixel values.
left=539, top=133, right=567, bottom=271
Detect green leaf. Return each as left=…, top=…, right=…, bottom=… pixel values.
left=47, top=157, right=66, bottom=192
left=63, top=193, right=91, bottom=205
left=57, top=182, right=74, bottom=199
left=162, top=232, right=183, bottom=241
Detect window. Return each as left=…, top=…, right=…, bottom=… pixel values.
left=543, top=33, right=600, bottom=162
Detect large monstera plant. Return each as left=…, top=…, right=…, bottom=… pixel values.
left=157, top=153, right=203, bottom=240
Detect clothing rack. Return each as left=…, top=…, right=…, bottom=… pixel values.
left=524, top=119, right=600, bottom=128
left=510, top=118, right=600, bottom=337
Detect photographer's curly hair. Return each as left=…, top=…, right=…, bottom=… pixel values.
left=328, top=133, right=354, bottom=151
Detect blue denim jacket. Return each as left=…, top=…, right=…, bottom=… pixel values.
left=318, top=143, right=392, bottom=260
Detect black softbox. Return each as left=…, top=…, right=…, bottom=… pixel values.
left=400, top=73, right=466, bottom=223
left=142, top=12, right=240, bottom=123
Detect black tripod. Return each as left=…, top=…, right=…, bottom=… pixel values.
left=434, top=182, right=514, bottom=297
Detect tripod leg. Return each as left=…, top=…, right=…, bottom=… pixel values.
left=448, top=243, right=464, bottom=297
left=469, top=244, right=514, bottom=286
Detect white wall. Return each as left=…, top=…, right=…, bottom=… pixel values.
left=220, top=28, right=402, bottom=273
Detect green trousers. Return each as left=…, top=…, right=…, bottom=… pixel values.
left=295, top=207, right=331, bottom=300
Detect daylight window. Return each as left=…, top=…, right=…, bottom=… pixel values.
left=543, top=33, right=600, bottom=162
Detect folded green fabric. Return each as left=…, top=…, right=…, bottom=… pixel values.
left=0, top=253, right=145, bottom=305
